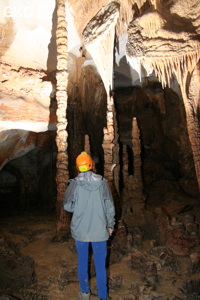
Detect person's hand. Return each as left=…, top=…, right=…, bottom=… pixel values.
left=108, top=228, right=114, bottom=236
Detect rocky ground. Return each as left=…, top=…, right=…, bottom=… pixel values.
left=0, top=192, right=200, bottom=300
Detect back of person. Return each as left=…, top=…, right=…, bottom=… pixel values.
left=63, top=152, right=115, bottom=300
left=64, top=170, right=114, bottom=242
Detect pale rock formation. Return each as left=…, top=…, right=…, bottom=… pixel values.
left=125, top=0, right=200, bottom=189
left=83, top=2, right=119, bottom=94
left=0, top=63, right=54, bottom=132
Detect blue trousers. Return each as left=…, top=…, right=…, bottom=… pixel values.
left=75, top=240, right=107, bottom=299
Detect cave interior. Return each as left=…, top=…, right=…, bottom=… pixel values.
left=0, top=0, right=200, bottom=299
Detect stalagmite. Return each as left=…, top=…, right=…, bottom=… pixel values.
left=83, top=2, right=119, bottom=95
left=121, top=144, right=131, bottom=217
left=129, top=118, right=145, bottom=220
left=56, top=0, right=70, bottom=239
left=121, top=118, right=146, bottom=229
left=84, top=134, right=98, bottom=173
left=131, top=117, right=144, bottom=205
left=84, top=134, right=91, bottom=155
left=122, top=145, right=129, bottom=188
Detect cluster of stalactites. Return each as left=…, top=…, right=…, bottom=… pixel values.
left=116, top=0, right=156, bottom=35
left=126, top=48, right=200, bottom=90
left=152, top=49, right=200, bottom=89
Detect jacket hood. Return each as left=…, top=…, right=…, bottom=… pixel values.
left=75, top=171, right=105, bottom=191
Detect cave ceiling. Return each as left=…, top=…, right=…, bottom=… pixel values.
left=0, top=0, right=199, bottom=184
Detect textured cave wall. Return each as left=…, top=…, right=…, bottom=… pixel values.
left=0, top=131, right=57, bottom=214
left=115, top=84, right=199, bottom=198
left=67, top=62, right=107, bottom=177
left=125, top=0, right=200, bottom=190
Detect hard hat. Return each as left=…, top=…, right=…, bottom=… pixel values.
left=76, top=152, right=93, bottom=172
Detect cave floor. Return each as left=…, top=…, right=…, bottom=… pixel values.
left=0, top=194, right=200, bottom=300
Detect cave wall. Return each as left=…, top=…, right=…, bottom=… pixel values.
left=115, top=84, right=199, bottom=197
left=0, top=131, right=57, bottom=214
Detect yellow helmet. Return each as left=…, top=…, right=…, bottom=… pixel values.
left=76, top=152, right=93, bottom=172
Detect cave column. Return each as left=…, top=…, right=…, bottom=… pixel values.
left=149, top=55, right=200, bottom=191
left=102, top=95, right=120, bottom=217
left=122, top=145, right=129, bottom=188
left=130, top=117, right=146, bottom=212
left=84, top=134, right=91, bottom=155
left=102, top=97, right=115, bottom=182
left=121, top=145, right=131, bottom=217
left=82, top=2, right=120, bottom=193
left=55, top=0, right=70, bottom=239
left=121, top=118, right=146, bottom=229
left=181, top=64, right=200, bottom=191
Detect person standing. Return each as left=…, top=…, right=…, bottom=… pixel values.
left=63, top=152, right=115, bottom=300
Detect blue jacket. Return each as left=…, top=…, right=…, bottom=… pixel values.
left=63, top=171, right=115, bottom=242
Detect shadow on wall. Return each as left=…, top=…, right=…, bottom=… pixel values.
left=0, top=132, right=57, bottom=215
left=46, top=1, right=57, bottom=73
left=114, top=83, right=199, bottom=198
left=46, top=2, right=58, bottom=132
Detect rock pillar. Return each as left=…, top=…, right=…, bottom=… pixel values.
left=130, top=117, right=145, bottom=212
left=84, top=135, right=91, bottom=155
left=102, top=96, right=119, bottom=191
left=122, top=117, right=146, bottom=229
left=102, top=95, right=120, bottom=220
left=55, top=0, right=70, bottom=239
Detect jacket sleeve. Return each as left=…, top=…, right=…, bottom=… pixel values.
left=63, top=179, right=77, bottom=212
left=103, top=180, right=115, bottom=229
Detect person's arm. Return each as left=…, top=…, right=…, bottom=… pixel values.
left=103, top=180, right=115, bottom=232
left=63, top=180, right=77, bottom=212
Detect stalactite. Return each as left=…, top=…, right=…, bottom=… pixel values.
left=132, top=49, right=200, bottom=89
left=116, top=0, right=133, bottom=35
left=127, top=39, right=200, bottom=191
left=83, top=2, right=119, bottom=95
left=55, top=0, right=70, bottom=239
left=156, top=52, right=200, bottom=191
left=134, top=0, right=149, bottom=10
left=83, top=2, right=120, bottom=193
